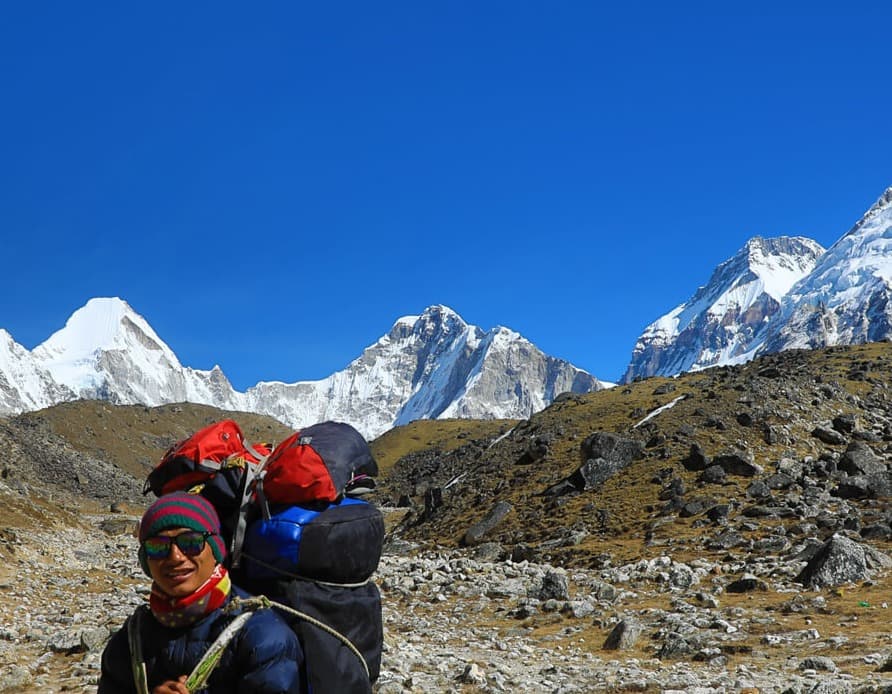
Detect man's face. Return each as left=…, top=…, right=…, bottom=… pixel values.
left=147, top=527, right=218, bottom=598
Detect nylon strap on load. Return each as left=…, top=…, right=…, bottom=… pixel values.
left=230, top=438, right=269, bottom=569
left=127, top=605, right=150, bottom=694
left=240, top=552, right=372, bottom=588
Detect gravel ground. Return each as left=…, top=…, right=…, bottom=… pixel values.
left=0, top=497, right=891, bottom=693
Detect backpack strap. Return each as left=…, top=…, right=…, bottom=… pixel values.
left=240, top=552, right=372, bottom=588
left=127, top=605, right=150, bottom=694
left=229, top=439, right=269, bottom=569
left=242, top=438, right=269, bottom=465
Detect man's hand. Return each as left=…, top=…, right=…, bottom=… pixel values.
left=152, top=675, right=190, bottom=694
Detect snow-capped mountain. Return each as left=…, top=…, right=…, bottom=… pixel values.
left=0, top=329, right=74, bottom=413
left=760, top=187, right=892, bottom=353
left=2, top=299, right=604, bottom=438
left=30, top=298, right=245, bottom=411
left=624, top=185, right=892, bottom=381
left=623, top=236, right=826, bottom=382
left=244, top=306, right=603, bottom=437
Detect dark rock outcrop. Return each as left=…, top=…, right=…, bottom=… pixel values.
left=545, top=433, right=644, bottom=495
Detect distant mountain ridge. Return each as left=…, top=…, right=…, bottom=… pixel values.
left=623, top=236, right=826, bottom=381
left=0, top=301, right=605, bottom=437
left=625, top=186, right=892, bottom=381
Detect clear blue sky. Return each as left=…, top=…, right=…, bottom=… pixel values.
left=2, top=2, right=891, bottom=389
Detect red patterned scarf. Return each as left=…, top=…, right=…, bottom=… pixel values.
left=149, top=564, right=231, bottom=628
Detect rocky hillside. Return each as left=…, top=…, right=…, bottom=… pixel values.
left=1, top=344, right=892, bottom=692
left=382, top=342, right=892, bottom=567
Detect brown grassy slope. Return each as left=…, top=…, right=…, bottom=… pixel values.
left=17, top=400, right=292, bottom=480
left=377, top=342, right=892, bottom=565
left=370, top=418, right=515, bottom=476
left=0, top=402, right=293, bottom=533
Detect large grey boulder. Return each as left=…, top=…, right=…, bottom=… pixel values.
left=534, top=569, right=570, bottom=601
left=713, top=450, right=763, bottom=477
left=795, top=534, right=892, bottom=589
left=579, top=432, right=645, bottom=468
left=603, top=618, right=642, bottom=650
left=838, top=441, right=886, bottom=476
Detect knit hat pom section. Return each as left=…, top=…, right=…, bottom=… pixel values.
left=138, top=492, right=226, bottom=575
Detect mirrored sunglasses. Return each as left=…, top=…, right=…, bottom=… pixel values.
left=142, top=531, right=214, bottom=560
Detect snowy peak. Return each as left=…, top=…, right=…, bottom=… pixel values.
left=625, top=185, right=892, bottom=380
left=243, top=305, right=605, bottom=437
left=34, top=297, right=179, bottom=367
left=623, top=236, right=825, bottom=382
left=0, top=329, right=74, bottom=412
left=743, top=236, right=827, bottom=300
left=760, top=187, right=892, bottom=353
left=409, top=305, right=470, bottom=341
left=32, top=297, right=186, bottom=402
left=386, top=306, right=467, bottom=344
left=390, top=311, right=601, bottom=429
left=849, top=186, right=892, bottom=236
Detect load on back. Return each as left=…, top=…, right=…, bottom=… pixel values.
left=143, top=419, right=384, bottom=694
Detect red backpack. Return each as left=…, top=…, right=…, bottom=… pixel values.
left=143, top=420, right=271, bottom=544
left=144, top=419, right=377, bottom=564
left=256, top=421, right=378, bottom=506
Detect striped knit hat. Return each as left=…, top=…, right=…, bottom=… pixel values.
left=137, top=492, right=226, bottom=575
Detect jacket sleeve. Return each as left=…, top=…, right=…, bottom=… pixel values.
left=232, top=608, right=304, bottom=694
left=98, top=620, right=138, bottom=694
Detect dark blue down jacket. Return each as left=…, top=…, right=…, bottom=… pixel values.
left=98, top=586, right=304, bottom=694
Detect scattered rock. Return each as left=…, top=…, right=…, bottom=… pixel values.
left=726, top=574, right=768, bottom=593
left=516, top=437, right=549, bottom=465
left=545, top=433, right=644, bottom=494
left=799, top=656, right=837, bottom=672
left=658, top=632, right=695, bottom=660
left=838, top=441, right=886, bottom=476
left=535, top=569, right=569, bottom=601
left=603, top=618, right=641, bottom=650
left=683, top=444, right=711, bottom=471
left=812, top=427, right=847, bottom=445
left=456, top=662, right=486, bottom=685
left=698, top=465, right=727, bottom=485
left=832, top=414, right=856, bottom=434
left=713, top=450, right=762, bottom=477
